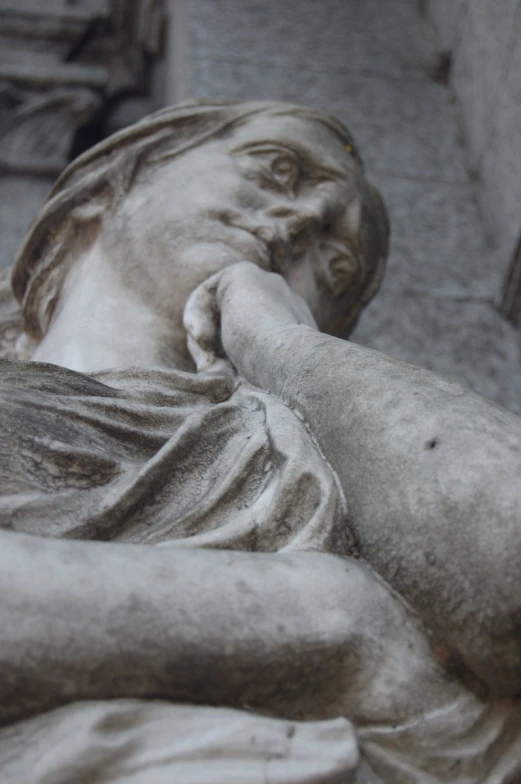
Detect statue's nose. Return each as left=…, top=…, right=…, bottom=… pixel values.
left=266, top=204, right=324, bottom=235
left=264, top=205, right=325, bottom=273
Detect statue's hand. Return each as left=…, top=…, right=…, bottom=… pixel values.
left=184, top=261, right=317, bottom=379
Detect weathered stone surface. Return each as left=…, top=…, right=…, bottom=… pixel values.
left=372, top=175, right=500, bottom=296
left=188, top=0, right=435, bottom=80
left=0, top=176, right=51, bottom=269
left=425, top=0, right=468, bottom=54
left=0, top=0, right=110, bottom=42
left=451, top=0, right=519, bottom=172
left=426, top=0, right=521, bottom=322
left=0, top=0, right=167, bottom=265
left=0, top=0, right=167, bottom=176
left=480, top=16, right=521, bottom=278
left=0, top=58, right=108, bottom=89
left=0, top=99, right=520, bottom=783
left=0, top=88, right=102, bottom=176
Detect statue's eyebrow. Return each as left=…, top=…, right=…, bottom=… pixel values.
left=229, top=140, right=345, bottom=180
left=229, top=140, right=299, bottom=159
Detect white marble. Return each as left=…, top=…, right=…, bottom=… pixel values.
left=0, top=100, right=520, bottom=783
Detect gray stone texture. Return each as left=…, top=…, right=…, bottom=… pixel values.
left=0, top=0, right=167, bottom=271
left=480, top=12, right=521, bottom=279
left=0, top=176, right=52, bottom=270
left=424, top=0, right=468, bottom=54
left=188, top=0, right=433, bottom=81
left=185, top=0, right=521, bottom=413
left=427, top=0, right=521, bottom=279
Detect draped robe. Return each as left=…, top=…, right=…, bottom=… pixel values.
left=0, top=355, right=520, bottom=783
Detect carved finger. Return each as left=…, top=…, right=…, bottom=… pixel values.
left=184, top=272, right=234, bottom=374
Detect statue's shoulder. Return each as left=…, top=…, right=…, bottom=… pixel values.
left=0, top=357, right=119, bottom=399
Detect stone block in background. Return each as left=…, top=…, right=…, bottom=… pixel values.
left=0, top=0, right=167, bottom=270
left=0, top=176, right=52, bottom=270
left=426, top=0, right=521, bottom=325
left=451, top=0, right=519, bottom=177
left=480, top=16, right=521, bottom=280
left=425, top=0, right=468, bottom=54
left=188, top=0, right=435, bottom=81
left=373, top=175, right=501, bottom=299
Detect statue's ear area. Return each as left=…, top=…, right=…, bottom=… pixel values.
left=319, top=196, right=362, bottom=298
left=321, top=244, right=359, bottom=298
left=318, top=178, right=389, bottom=337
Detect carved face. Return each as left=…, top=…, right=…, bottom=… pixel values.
left=105, top=113, right=382, bottom=336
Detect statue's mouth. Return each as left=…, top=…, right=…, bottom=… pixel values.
left=220, top=210, right=290, bottom=274
left=247, top=226, right=292, bottom=274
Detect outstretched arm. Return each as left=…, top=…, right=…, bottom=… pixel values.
left=185, top=262, right=521, bottom=695
left=0, top=529, right=453, bottom=726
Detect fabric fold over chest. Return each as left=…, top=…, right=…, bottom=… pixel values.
left=0, top=360, right=353, bottom=555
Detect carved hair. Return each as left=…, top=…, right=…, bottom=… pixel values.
left=12, top=98, right=388, bottom=342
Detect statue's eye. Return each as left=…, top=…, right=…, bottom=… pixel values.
left=268, top=154, right=299, bottom=192
left=233, top=146, right=300, bottom=193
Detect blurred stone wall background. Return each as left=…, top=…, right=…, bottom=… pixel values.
left=1, top=0, right=521, bottom=414
left=0, top=0, right=165, bottom=269
left=425, top=0, right=521, bottom=327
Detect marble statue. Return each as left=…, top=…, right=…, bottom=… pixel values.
left=0, top=99, right=520, bottom=783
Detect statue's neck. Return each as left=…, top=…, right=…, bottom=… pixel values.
left=31, top=250, right=192, bottom=374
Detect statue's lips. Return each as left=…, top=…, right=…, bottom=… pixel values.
left=218, top=209, right=291, bottom=272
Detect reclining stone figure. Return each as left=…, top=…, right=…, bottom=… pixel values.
left=0, top=99, right=520, bottom=782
